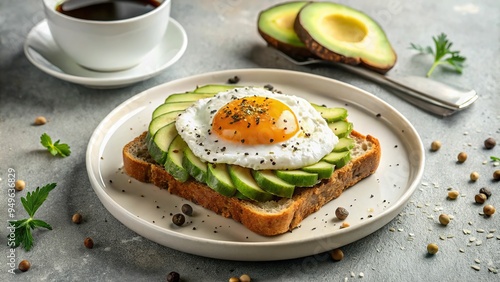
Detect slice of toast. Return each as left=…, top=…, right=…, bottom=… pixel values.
left=123, top=130, right=381, bottom=236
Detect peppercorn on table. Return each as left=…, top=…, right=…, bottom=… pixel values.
left=1, top=0, right=499, bottom=281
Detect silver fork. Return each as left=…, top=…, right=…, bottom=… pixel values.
left=272, top=48, right=478, bottom=116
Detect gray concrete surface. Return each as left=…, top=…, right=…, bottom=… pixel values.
left=1, top=0, right=499, bottom=281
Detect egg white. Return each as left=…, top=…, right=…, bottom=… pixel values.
left=175, top=87, right=338, bottom=170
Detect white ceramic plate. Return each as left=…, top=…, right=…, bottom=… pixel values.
left=86, top=69, right=425, bottom=261
left=24, top=19, right=187, bottom=89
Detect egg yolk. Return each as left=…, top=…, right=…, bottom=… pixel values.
left=212, top=96, right=299, bottom=145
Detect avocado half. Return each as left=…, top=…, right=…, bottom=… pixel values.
left=294, top=2, right=397, bottom=73
left=257, top=1, right=314, bottom=58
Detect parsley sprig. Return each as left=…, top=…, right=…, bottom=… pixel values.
left=491, top=156, right=500, bottom=162
left=410, top=33, right=466, bottom=77
left=9, top=183, right=57, bottom=251
left=40, top=133, right=71, bottom=157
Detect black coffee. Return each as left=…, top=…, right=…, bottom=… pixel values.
left=56, top=0, right=162, bottom=21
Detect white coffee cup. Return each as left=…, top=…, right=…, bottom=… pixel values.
left=43, top=0, right=171, bottom=72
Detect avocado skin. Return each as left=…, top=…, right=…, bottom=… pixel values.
left=293, top=2, right=397, bottom=74
left=258, top=26, right=313, bottom=59
left=257, top=1, right=314, bottom=59
left=294, top=20, right=396, bottom=74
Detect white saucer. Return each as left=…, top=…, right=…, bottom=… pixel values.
left=24, top=19, right=188, bottom=89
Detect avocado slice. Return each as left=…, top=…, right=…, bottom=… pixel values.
left=183, top=146, right=208, bottom=183
left=206, top=163, right=237, bottom=197
left=164, top=135, right=190, bottom=182
left=228, top=165, right=274, bottom=202
left=252, top=170, right=295, bottom=198
left=332, top=137, right=355, bottom=152
left=294, top=2, right=397, bottom=73
left=275, top=169, right=319, bottom=187
left=301, top=161, right=335, bottom=179
left=164, top=92, right=215, bottom=103
left=148, top=122, right=178, bottom=164
left=193, top=84, right=241, bottom=94
left=152, top=101, right=194, bottom=119
left=323, top=151, right=351, bottom=169
left=310, top=103, right=348, bottom=122
left=257, top=1, right=313, bottom=58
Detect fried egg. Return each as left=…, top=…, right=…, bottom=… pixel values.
left=175, top=87, right=337, bottom=170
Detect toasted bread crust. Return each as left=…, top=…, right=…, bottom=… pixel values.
left=123, top=131, right=380, bottom=236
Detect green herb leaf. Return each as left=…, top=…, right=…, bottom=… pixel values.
left=40, top=133, right=71, bottom=157
left=410, top=33, right=466, bottom=77
left=491, top=156, right=500, bottom=161
left=31, top=219, right=53, bottom=230
left=9, top=219, right=33, bottom=251
left=22, top=183, right=57, bottom=217
left=8, top=183, right=57, bottom=251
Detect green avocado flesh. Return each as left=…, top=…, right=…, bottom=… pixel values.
left=147, top=85, right=354, bottom=202
left=257, top=1, right=312, bottom=57
left=295, top=2, right=396, bottom=72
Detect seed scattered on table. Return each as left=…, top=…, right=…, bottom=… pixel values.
left=181, top=204, right=193, bottom=216
left=493, top=170, right=500, bottom=180
left=330, top=248, right=344, bottom=261
left=72, top=213, right=82, bottom=224
left=172, top=213, right=185, bottom=226
left=84, top=237, right=94, bottom=249
left=34, top=116, right=47, bottom=125
left=483, top=205, right=496, bottom=216
left=335, top=207, right=349, bottom=220
left=427, top=243, right=439, bottom=255
left=229, top=277, right=240, bottom=282
left=166, top=271, right=180, bottom=282
left=474, top=193, right=487, bottom=204
left=479, top=187, right=491, bottom=199
left=15, top=180, right=25, bottom=191
left=448, top=190, right=460, bottom=200
left=239, top=274, right=251, bottom=282
left=457, top=152, right=467, bottom=163
left=484, top=137, right=496, bottom=149
left=430, top=140, right=441, bottom=151
left=439, top=214, right=450, bottom=226
left=470, top=172, right=479, bottom=181
left=18, top=259, right=31, bottom=272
